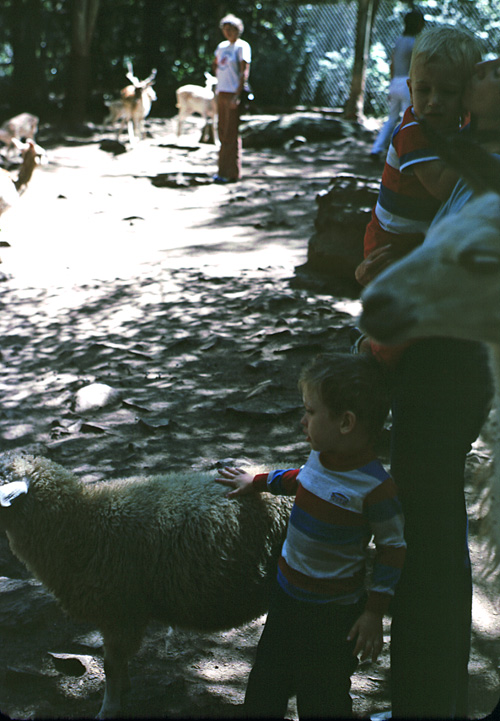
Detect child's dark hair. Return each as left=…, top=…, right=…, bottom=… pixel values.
left=298, top=352, right=391, bottom=440
left=404, top=10, right=425, bottom=37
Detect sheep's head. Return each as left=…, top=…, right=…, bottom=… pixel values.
left=204, top=72, right=218, bottom=91
left=0, top=455, right=30, bottom=528
left=0, top=455, right=80, bottom=528
left=0, top=479, right=29, bottom=507
left=361, top=192, right=500, bottom=347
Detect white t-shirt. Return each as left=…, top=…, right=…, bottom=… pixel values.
left=215, top=38, right=251, bottom=93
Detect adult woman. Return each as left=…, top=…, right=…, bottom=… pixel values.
left=212, top=14, right=251, bottom=183
left=371, top=9, right=425, bottom=160
left=388, top=58, right=500, bottom=718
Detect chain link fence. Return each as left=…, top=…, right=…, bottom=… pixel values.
left=287, top=0, right=500, bottom=116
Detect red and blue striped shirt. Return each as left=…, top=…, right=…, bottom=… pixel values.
left=253, top=450, right=406, bottom=613
left=364, top=105, right=442, bottom=257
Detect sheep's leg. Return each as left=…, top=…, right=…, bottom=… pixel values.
left=97, top=629, right=142, bottom=719
left=200, top=118, right=208, bottom=143
left=200, top=114, right=215, bottom=143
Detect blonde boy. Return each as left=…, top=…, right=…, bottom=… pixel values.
left=355, top=26, right=482, bottom=364
left=357, top=26, right=482, bottom=288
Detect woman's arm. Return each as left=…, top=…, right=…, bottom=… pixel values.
left=231, top=59, right=250, bottom=109
left=413, top=159, right=460, bottom=201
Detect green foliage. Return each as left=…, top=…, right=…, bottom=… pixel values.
left=0, top=0, right=316, bottom=118
left=242, top=4, right=313, bottom=107
left=365, top=42, right=390, bottom=115
left=367, top=0, right=500, bottom=116
left=1, top=0, right=500, bottom=120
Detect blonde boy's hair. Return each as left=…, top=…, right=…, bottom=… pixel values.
left=409, top=25, right=482, bottom=88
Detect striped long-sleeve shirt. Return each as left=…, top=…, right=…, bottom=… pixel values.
left=364, top=105, right=442, bottom=258
left=253, top=450, right=406, bottom=614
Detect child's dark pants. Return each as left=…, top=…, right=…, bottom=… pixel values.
left=244, top=584, right=363, bottom=718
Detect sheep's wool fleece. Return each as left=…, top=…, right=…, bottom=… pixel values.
left=0, top=455, right=293, bottom=633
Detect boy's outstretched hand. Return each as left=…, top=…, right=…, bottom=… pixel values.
left=347, top=610, right=384, bottom=662
left=215, top=467, right=255, bottom=498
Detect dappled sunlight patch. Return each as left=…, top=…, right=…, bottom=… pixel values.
left=473, top=587, right=500, bottom=636
left=0, top=122, right=499, bottom=719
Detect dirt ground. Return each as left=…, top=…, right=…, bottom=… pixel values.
left=0, top=114, right=499, bottom=720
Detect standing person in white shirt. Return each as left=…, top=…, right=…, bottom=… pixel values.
left=213, top=14, right=251, bottom=182
left=371, top=10, right=425, bottom=160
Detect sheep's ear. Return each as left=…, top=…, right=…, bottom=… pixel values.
left=0, top=480, right=29, bottom=507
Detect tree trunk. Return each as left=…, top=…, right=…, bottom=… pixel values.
left=65, top=0, right=101, bottom=127
left=344, top=0, right=379, bottom=121
left=142, top=0, right=165, bottom=78
left=9, top=0, right=44, bottom=112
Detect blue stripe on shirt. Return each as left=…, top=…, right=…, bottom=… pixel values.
left=267, top=468, right=298, bottom=495
left=379, top=185, right=440, bottom=222
left=290, top=504, right=366, bottom=545
left=360, top=460, right=390, bottom=482
left=400, top=147, right=439, bottom=168
left=372, top=563, right=402, bottom=589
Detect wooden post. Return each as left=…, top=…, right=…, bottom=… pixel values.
left=344, top=0, right=378, bottom=121
left=65, top=0, right=101, bottom=126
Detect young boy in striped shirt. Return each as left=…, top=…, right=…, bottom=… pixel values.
left=357, top=26, right=482, bottom=288
left=354, top=27, right=482, bottom=365
left=216, top=352, right=405, bottom=718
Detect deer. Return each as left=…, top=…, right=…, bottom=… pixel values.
left=360, top=129, right=500, bottom=572
left=0, top=113, right=39, bottom=156
left=176, top=72, right=217, bottom=143
left=105, top=62, right=157, bottom=145
left=0, top=138, right=46, bottom=217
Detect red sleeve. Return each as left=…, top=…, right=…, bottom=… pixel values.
left=253, top=469, right=301, bottom=495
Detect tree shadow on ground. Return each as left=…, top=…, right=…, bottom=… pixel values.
left=0, top=119, right=499, bottom=719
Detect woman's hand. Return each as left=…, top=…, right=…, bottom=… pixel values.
left=355, top=245, right=398, bottom=286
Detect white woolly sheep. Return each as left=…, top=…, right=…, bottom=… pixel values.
left=0, top=454, right=292, bottom=718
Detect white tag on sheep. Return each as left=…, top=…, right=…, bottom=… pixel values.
left=0, top=480, right=29, bottom=507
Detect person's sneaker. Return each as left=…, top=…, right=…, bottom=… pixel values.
left=213, top=174, right=238, bottom=184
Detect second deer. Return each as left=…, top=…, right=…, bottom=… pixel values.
left=176, top=72, right=217, bottom=143
left=105, top=63, right=157, bottom=145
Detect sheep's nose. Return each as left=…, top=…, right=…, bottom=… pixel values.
left=360, top=292, right=416, bottom=342
left=362, top=291, right=394, bottom=315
